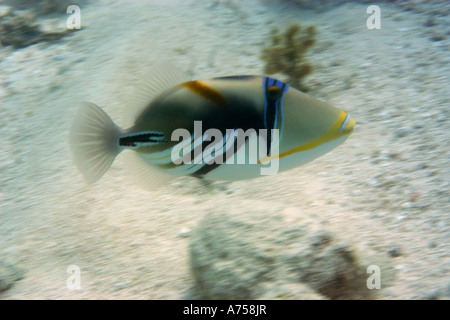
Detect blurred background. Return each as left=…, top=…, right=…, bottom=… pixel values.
left=0, top=0, right=449, bottom=299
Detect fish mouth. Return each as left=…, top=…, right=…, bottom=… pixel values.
left=260, top=111, right=355, bottom=163
left=338, top=112, right=355, bottom=135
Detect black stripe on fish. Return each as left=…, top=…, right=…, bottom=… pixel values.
left=264, top=77, right=277, bottom=155
left=190, top=131, right=249, bottom=178
left=119, top=131, right=167, bottom=148
left=263, top=77, right=288, bottom=156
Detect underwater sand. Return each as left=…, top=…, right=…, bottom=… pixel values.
left=0, top=0, right=449, bottom=299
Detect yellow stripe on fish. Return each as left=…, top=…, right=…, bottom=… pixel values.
left=177, top=80, right=227, bottom=108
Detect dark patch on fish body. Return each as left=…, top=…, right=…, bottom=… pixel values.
left=133, top=84, right=268, bottom=177
left=132, top=88, right=265, bottom=155
left=212, top=75, right=258, bottom=81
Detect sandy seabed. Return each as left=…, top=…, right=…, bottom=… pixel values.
left=0, top=0, right=449, bottom=299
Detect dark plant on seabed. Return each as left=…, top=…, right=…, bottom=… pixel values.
left=0, top=10, right=76, bottom=49
left=261, top=22, right=316, bottom=91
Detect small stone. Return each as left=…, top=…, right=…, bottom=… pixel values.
left=154, top=280, right=165, bottom=288
left=0, top=5, right=12, bottom=18
left=427, top=241, right=437, bottom=248
left=425, top=289, right=441, bottom=300
left=178, top=227, right=191, bottom=238
left=387, top=247, right=402, bottom=258
left=412, top=121, right=425, bottom=130
left=414, top=163, right=428, bottom=171
left=401, top=202, right=413, bottom=209
left=113, top=281, right=131, bottom=291
left=430, top=33, right=446, bottom=42
left=424, top=17, right=438, bottom=27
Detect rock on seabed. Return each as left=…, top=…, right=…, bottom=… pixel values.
left=189, top=201, right=395, bottom=299
left=0, top=254, right=24, bottom=293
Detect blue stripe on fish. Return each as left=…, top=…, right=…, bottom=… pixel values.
left=262, top=76, right=289, bottom=155
left=338, top=113, right=351, bottom=133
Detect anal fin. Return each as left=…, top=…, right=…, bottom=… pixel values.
left=123, top=151, right=175, bottom=190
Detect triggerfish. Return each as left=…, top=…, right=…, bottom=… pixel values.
left=69, top=65, right=355, bottom=188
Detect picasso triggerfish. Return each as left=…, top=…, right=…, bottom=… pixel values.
left=69, top=65, right=355, bottom=188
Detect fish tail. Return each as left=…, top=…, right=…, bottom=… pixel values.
left=69, top=102, right=123, bottom=183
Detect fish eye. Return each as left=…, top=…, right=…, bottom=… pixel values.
left=267, top=85, right=282, bottom=100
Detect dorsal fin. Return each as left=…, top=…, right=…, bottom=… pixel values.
left=122, top=63, right=191, bottom=127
